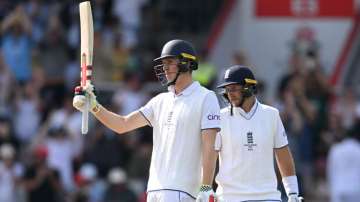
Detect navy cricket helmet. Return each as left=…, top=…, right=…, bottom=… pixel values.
left=153, top=39, right=198, bottom=86
left=153, top=39, right=198, bottom=70
left=217, top=65, right=257, bottom=88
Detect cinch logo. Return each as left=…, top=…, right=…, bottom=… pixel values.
left=207, top=114, right=220, bottom=120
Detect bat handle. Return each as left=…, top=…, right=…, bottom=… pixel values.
left=81, top=95, right=89, bottom=134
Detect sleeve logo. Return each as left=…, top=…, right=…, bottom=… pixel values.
left=207, top=114, right=220, bottom=120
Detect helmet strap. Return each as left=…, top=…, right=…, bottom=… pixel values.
left=231, top=87, right=253, bottom=111
left=166, top=70, right=181, bottom=86
left=239, top=92, right=253, bottom=109
left=239, top=96, right=246, bottom=108
left=166, top=61, right=190, bottom=86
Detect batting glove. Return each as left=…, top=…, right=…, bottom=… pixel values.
left=214, top=195, right=225, bottom=202
left=288, top=194, right=304, bottom=202
left=196, top=185, right=216, bottom=202
left=73, top=84, right=100, bottom=114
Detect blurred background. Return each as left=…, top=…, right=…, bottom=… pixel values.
left=0, top=0, right=359, bottom=202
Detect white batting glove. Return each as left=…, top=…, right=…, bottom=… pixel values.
left=196, top=185, right=216, bottom=202
left=288, top=194, right=304, bottom=202
left=215, top=195, right=225, bottom=202
left=73, top=84, right=100, bottom=114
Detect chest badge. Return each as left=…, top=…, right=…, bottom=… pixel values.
left=244, top=132, right=257, bottom=151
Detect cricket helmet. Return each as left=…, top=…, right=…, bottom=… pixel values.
left=218, top=65, right=258, bottom=98
left=153, top=39, right=198, bottom=86
left=218, top=65, right=258, bottom=115
left=218, top=65, right=257, bottom=88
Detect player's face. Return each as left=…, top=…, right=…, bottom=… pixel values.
left=162, top=58, right=179, bottom=81
left=225, top=84, right=243, bottom=106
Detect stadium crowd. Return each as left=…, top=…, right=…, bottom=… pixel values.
left=0, top=0, right=359, bottom=202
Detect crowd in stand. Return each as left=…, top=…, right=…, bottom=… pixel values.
left=0, top=1, right=359, bottom=202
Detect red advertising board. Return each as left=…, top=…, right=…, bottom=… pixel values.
left=256, top=0, right=354, bottom=18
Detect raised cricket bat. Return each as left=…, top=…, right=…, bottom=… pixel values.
left=79, top=1, right=94, bottom=135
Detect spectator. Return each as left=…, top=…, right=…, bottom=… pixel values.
left=73, top=163, right=106, bottom=202
left=278, top=59, right=317, bottom=197
left=333, top=88, right=360, bottom=131
left=275, top=78, right=304, bottom=167
left=1, top=5, right=33, bottom=84
left=83, top=125, right=132, bottom=177
left=0, top=54, right=13, bottom=109
left=113, top=0, right=149, bottom=48
left=24, top=0, right=50, bottom=44
left=38, top=126, right=77, bottom=192
left=327, top=121, right=360, bottom=202
left=319, top=111, right=345, bottom=154
left=0, top=144, right=24, bottom=202
left=0, top=1, right=12, bottom=21
left=64, top=53, right=79, bottom=93
left=111, top=33, right=130, bottom=81
left=112, top=72, right=147, bottom=115
left=92, top=31, right=115, bottom=84
left=104, top=167, right=138, bottom=202
left=23, top=146, right=65, bottom=202
left=0, top=115, right=20, bottom=151
left=13, top=81, right=41, bottom=145
left=38, top=14, right=68, bottom=110
left=47, top=94, right=83, bottom=155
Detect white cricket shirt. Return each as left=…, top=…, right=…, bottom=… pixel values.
left=216, top=100, right=288, bottom=202
left=140, top=81, right=220, bottom=197
left=327, top=138, right=360, bottom=201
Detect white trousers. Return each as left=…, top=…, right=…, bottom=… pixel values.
left=147, top=190, right=196, bottom=202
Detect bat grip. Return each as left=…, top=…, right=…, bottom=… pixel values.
left=80, top=61, right=91, bottom=135
left=81, top=94, right=89, bottom=134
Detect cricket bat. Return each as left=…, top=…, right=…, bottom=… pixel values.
left=79, top=1, right=94, bottom=135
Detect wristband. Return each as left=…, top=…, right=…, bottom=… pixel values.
left=282, top=175, right=299, bottom=196
left=199, top=184, right=212, bottom=192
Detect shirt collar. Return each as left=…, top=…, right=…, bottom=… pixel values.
left=168, top=81, right=200, bottom=97
left=233, top=99, right=259, bottom=120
